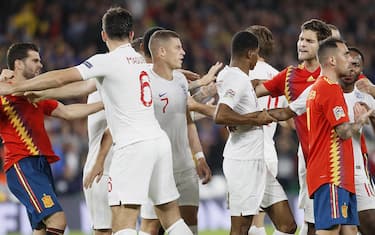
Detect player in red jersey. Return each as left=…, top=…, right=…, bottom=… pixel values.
left=254, top=19, right=332, bottom=235
left=306, top=38, right=373, bottom=235
left=2, top=43, right=103, bottom=235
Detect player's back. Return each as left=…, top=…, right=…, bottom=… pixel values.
left=76, top=44, right=163, bottom=150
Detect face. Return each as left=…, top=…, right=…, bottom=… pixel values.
left=334, top=43, right=352, bottom=78
left=21, top=50, right=43, bottom=79
left=163, top=37, right=185, bottom=69
left=297, top=30, right=319, bottom=61
left=341, top=51, right=363, bottom=85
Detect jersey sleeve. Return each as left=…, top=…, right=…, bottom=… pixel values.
left=75, top=54, right=107, bottom=80
left=289, top=85, right=312, bottom=115
left=39, top=99, right=59, bottom=116
left=322, top=84, right=350, bottom=127
left=217, top=74, right=245, bottom=109
left=262, top=67, right=288, bottom=97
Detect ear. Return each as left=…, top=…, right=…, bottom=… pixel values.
left=129, top=31, right=134, bottom=41
left=14, top=60, right=24, bottom=70
left=101, top=31, right=107, bottom=42
left=328, top=55, right=336, bottom=67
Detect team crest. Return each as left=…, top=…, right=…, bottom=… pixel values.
left=224, top=89, right=236, bottom=98
left=341, top=203, right=348, bottom=218
left=306, top=76, right=315, bottom=82
left=333, top=106, right=345, bottom=120
left=42, top=194, right=54, bottom=208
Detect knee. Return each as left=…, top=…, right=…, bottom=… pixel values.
left=276, top=220, right=297, bottom=234
left=44, top=211, right=67, bottom=230
left=140, top=219, right=161, bottom=235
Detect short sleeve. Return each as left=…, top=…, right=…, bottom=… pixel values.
left=263, top=67, right=288, bottom=97
left=289, top=85, right=312, bottom=115
left=322, top=84, right=349, bottom=127
left=75, top=54, right=107, bottom=80
left=39, top=99, right=58, bottom=116
left=217, top=74, right=245, bottom=109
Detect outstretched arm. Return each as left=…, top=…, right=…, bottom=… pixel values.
left=187, top=110, right=212, bottom=184
left=0, top=67, right=82, bottom=95
left=51, top=101, right=104, bottom=120
left=24, top=80, right=97, bottom=102
left=188, top=62, right=223, bottom=91
left=214, top=103, right=275, bottom=126
left=335, top=106, right=374, bottom=139
left=188, top=95, right=216, bottom=119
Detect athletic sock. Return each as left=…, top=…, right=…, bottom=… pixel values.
left=113, top=228, right=137, bottom=235
left=165, top=219, right=193, bottom=235
left=46, top=227, right=65, bottom=235
left=248, top=225, right=267, bottom=235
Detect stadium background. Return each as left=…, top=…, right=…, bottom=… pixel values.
left=0, top=0, right=374, bottom=234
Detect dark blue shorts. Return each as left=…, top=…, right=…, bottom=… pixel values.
left=6, top=156, right=63, bottom=229
left=313, top=183, right=358, bottom=230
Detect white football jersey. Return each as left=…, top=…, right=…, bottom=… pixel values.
left=344, top=88, right=375, bottom=182
left=84, top=90, right=113, bottom=176
left=216, top=66, right=264, bottom=160
left=149, top=69, right=195, bottom=172
left=76, top=44, right=164, bottom=149
left=249, top=61, right=287, bottom=168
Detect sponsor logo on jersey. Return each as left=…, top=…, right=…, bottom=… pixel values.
left=333, top=106, right=345, bottom=120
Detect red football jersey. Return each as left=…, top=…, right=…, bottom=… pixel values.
left=306, top=76, right=355, bottom=196
left=0, top=96, right=60, bottom=171
left=263, top=64, right=321, bottom=160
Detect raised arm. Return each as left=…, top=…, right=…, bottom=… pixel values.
left=335, top=107, right=374, bottom=139
left=51, top=101, right=104, bottom=120
left=186, top=110, right=212, bottom=184
left=188, top=62, right=223, bottom=91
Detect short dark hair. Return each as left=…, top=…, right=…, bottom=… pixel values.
left=348, top=47, right=365, bottom=64
left=231, top=31, right=258, bottom=58
left=7, top=43, right=39, bottom=70
left=131, top=36, right=143, bottom=53
left=102, top=7, right=133, bottom=40
left=149, top=30, right=181, bottom=57
left=301, top=19, right=332, bottom=42
left=318, top=37, right=346, bottom=63
left=143, top=26, right=165, bottom=58
left=246, top=25, right=274, bottom=59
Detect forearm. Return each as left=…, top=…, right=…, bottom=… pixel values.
left=214, top=108, right=261, bottom=126
left=40, top=80, right=95, bottom=99
left=62, top=102, right=104, bottom=120
left=96, top=128, right=113, bottom=164
left=335, top=122, right=363, bottom=140
left=187, top=123, right=203, bottom=154
left=14, top=68, right=81, bottom=93
left=189, top=103, right=216, bottom=118
left=267, top=107, right=296, bottom=121
left=189, top=79, right=204, bottom=91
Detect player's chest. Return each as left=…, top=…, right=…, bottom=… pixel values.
left=151, top=82, right=187, bottom=114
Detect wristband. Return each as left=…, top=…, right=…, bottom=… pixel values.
left=194, top=151, right=205, bottom=159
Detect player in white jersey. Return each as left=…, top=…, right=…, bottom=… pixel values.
left=214, top=31, right=276, bottom=235
left=139, top=30, right=212, bottom=235
left=0, top=7, right=192, bottom=235
left=247, top=25, right=296, bottom=235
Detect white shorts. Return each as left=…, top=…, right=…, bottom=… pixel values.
left=304, top=196, right=314, bottom=223
left=356, top=179, right=375, bottom=212
left=141, top=167, right=199, bottom=219
left=297, top=145, right=308, bottom=209
left=260, top=168, right=288, bottom=208
left=223, top=158, right=266, bottom=216
left=108, top=133, right=180, bottom=206
left=83, top=175, right=111, bottom=229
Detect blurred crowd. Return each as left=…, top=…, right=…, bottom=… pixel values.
left=0, top=0, right=374, bottom=197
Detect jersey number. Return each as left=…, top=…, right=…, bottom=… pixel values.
left=139, top=71, right=152, bottom=107
left=161, top=97, right=169, bottom=113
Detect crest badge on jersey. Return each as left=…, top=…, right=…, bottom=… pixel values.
left=224, top=89, right=236, bottom=98
left=333, top=106, right=345, bottom=120
left=42, top=194, right=54, bottom=208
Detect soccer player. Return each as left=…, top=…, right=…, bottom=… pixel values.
left=306, top=38, right=373, bottom=235
left=214, top=30, right=276, bottom=235
left=2, top=43, right=103, bottom=235
left=246, top=25, right=296, bottom=235
left=254, top=19, right=332, bottom=235
left=139, top=29, right=213, bottom=235
left=0, top=7, right=193, bottom=235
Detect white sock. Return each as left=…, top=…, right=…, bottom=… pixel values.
left=297, top=223, right=308, bottom=235
left=165, top=219, right=193, bottom=235
left=188, top=225, right=198, bottom=235
left=248, top=225, right=267, bottom=235
left=113, top=228, right=137, bottom=235
left=138, top=231, right=151, bottom=235
left=272, top=230, right=294, bottom=235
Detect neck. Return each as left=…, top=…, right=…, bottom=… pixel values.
left=339, top=80, right=355, bottom=93
left=321, top=69, right=338, bottom=83
left=303, top=58, right=319, bottom=72
left=152, top=61, right=174, bottom=80
left=106, top=39, right=130, bottom=51
left=13, top=71, right=26, bottom=82
left=230, top=58, right=250, bottom=74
